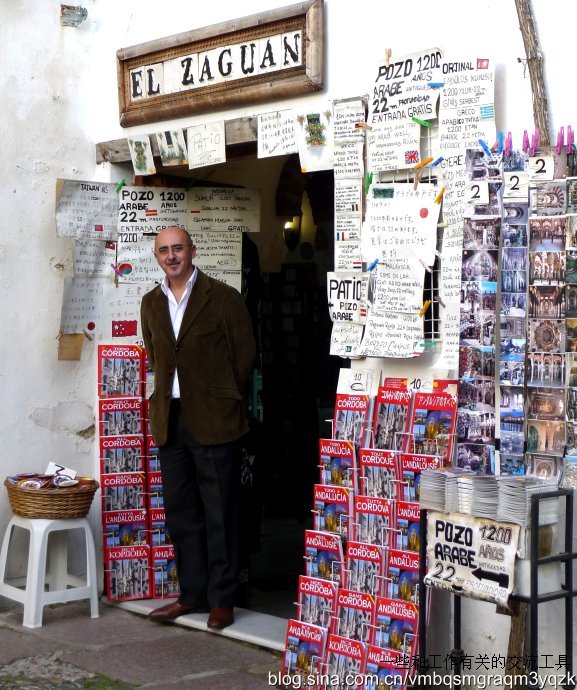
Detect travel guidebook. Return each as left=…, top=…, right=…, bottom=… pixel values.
left=353, top=495, right=395, bottom=548
left=100, top=472, right=146, bottom=514
left=333, top=394, right=373, bottom=457
left=313, top=484, right=354, bottom=540
left=408, top=391, right=457, bottom=462
left=365, top=645, right=410, bottom=689
left=104, top=519, right=147, bottom=548
left=399, top=453, right=443, bottom=502
left=297, top=575, right=338, bottom=629
left=386, top=549, right=420, bottom=604
left=97, top=344, right=144, bottom=398
left=148, top=508, right=171, bottom=547
left=395, top=501, right=421, bottom=553
left=333, top=588, right=376, bottom=643
left=345, top=540, right=387, bottom=597
left=304, top=530, right=345, bottom=586
left=99, top=435, right=145, bottom=474
left=358, top=448, right=399, bottom=500
left=373, top=597, right=419, bottom=657
left=283, top=619, right=327, bottom=687
left=105, top=544, right=151, bottom=602
left=98, top=397, right=144, bottom=437
left=372, top=387, right=412, bottom=451
left=151, top=545, right=179, bottom=598
left=319, top=438, right=357, bottom=491
left=324, top=634, right=368, bottom=687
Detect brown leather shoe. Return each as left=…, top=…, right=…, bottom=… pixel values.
left=148, top=601, right=209, bottom=622
left=207, top=607, right=234, bottom=630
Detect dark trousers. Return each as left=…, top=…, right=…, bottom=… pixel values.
left=158, top=400, right=240, bottom=608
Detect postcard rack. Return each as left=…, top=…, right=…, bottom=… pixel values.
left=417, top=489, right=576, bottom=679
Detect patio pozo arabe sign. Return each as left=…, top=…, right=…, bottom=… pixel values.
left=116, top=0, right=324, bottom=127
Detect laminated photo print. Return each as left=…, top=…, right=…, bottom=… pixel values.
left=528, top=286, right=566, bottom=320
left=568, top=353, right=577, bottom=386
left=565, top=285, right=577, bottom=318
left=500, top=315, right=527, bottom=340
left=499, top=454, right=526, bottom=476
left=463, top=216, right=501, bottom=249
left=528, top=319, right=565, bottom=354
left=566, top=250, right=577, bottom=282
left=459, top=344, right=495, bottom=380
left=567, top=179, right=577, bottom=214
left=461, top=250, right=499, bottom=282
left=529, top=181, right=567, bottom=216
left=501, top=269, right=527, bottom=293
left=466, top=149, right=503, bottom=181
left=566, top=387, right=577, bottom=421
left=457, top=409, right=495, bottom=443
left=527, top=387, right=566, bottom=421
left=458, top=377, right=495, bottom=412
left=566, top=422, right=577, bottom=455
left=500, top=407, right=524, bottom=437
left=526, top=453, right=563, bottom=481
left=499, top=359, right=525, bottom=387
left=566, top=214, right=577, bottom=248
left=460, top=311, right=495, bottom=347
left=502, top=247, right=528, bottom=273
left=529, top=251, right=565, bottom=285
left=527, top=352, right=566, bottom=388
left=499, top=430, right=525, bottom=455
left=501, top=291, right=527, bottom=318
left=526, top=420, right=566, bottom=456
left=456, top=442, right=495, bottom=474
left=529, top=216, right=567, bottom=251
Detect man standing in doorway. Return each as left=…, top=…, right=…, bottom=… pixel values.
left=141, top=226, right=256, bottom=630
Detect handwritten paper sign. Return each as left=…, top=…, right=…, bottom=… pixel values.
left=127, top=135, right=156, bottom=176
left=118, top=186, right=187, bottom=238
left=337, top=368, right=378, bottom=395
left=187, top=121, right=226, bottom=169
left=436, top=303, right=461, bottom=369
left=188, top=187, right=260, bottom=233
left=202, top=269, right=242, bottom=292
left=193, top=231, right=242, bottom=271
left=293, top=103, right=334, bottom=172
left=362, top=184, right=440, bottom=266
left=335, top=240, right=362, bottom=271
left=335, top=180, right=362, bottom=214
left=372, top=259, right=425, bottom=313
left=327, top=272, right=369, bottom=324
left=116, top=236, right=162, bottom=283
left=367, top=122, right=421, bottom=172
left=74, top=240, right=117, bottom=277
left=368, top=48, right=443, bottom=126
left=333, top=99, right=365, bottom=142
left=60, top=276, right=104, bottom=335
left=425, top=511, right=519, bottom=606
left=330, top=322, right=365, bottom=358
left=334, top=141, right=364, bottom=179
left=358, top=311, right=425, bottom=358
left=56, top=179, right=119, bottom=240
left=257, top=110, right=297, bottom=158
left=336, top=214, right=362, bottom=239
left=102, top=281, right=156, bottom=342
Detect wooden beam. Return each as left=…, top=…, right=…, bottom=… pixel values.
left=96, top=116, right=257, bottom=164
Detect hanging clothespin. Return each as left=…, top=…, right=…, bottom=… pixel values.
left=385, top=48, right=392, bottom=68
left=567, top=126, right=575, bottom=154
left=556, top=126, right=565, bottom=155
left=432, top=157, right=444, bottom=167
left=419, top=300, right=432, bottom=317
left=478, top=139, right=492, bottom=157
left=522, top=130, right=530, bottom=153
left=504, top=132, right=513, bottom=158
left=497, top=132, right=504, bottom=154
left=530, top=128, right=540, bottom=157
left=413, top=169, right=423, bottom=190
left=434, top=187, right=446, bottom=204
left=413, top=157, right=433, bottom=171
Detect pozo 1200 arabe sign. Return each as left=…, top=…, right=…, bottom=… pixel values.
left=425, top=511, right=520, bottom=606
left=116, top=0, right=324, bottom=127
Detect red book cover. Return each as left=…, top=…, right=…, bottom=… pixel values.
left=408, top=391, right=457, bottom=462
left=99, top=435, right=145, bottom=474
left=386, top=549, right=420, bottom=605
left=399, top=453, right=443, bottom=502
left=146, top=434, right=160, bottom=472
left=151, top=545, right=179, bottom=599
left=366, top=645, right=411, bottom=688
left=345, top=540, right=387, bottom=598
left=333, top=394, right=373, bottom=457
left=324, top=634, right=367, bottom=686
left=147, top=470, right=164, bottom=512
left=353, top=495, right=395, bottom=548
left=372, top=387, right=412, bottom=451
left=373, top=597, right=419, bottom=657
left=358, top=448, right=399, bottom=500
left=97, top=344, right=143, bottom=398
left=103, top=517, right=147, bottom=550
left=319, top=438, right=356, bottom=491
left=313, top=484, right=354, bottom=541
left=283, top=619, right=327, bottom=685
left=304, top=530, right=344, bottom=586
left=105, top=544, right=151, bottom=601
left=395, top=501, right=421, bottom=553
left=332, top=588, right=375, bottom=643
left=100, top=472, right=146, bottom=514
left=297, top=575, right=338, bottom=629
left=98, top=398, right=143, bottom=437
left=148, top=508, right=171, bottom=547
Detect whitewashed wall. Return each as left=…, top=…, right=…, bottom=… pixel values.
left=0, top=0, right=573, bottom=667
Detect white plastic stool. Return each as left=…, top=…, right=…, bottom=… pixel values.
left=0, top=515, right=100, bottom=628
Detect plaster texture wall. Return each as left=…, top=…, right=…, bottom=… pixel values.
left=0, top=0, right=574, bottom=665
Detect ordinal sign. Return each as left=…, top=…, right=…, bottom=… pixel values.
left=116, top=0, right=324, bottom=127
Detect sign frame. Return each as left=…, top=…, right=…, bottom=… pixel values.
left=116, top=0, right=324, bottom=127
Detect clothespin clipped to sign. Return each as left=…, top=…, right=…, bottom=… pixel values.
left=82, top=329, right=94, bottom=341
left=413, top=157, right=433, bottom=171
left=497, top=132, right=504, bottom=154
left=368, top=258, right=379, bottom=271
left=427, top=82, right=444, bottom=89
left=419, top=258, right=433, bottom=274
left=478, top=139, right=492, bottom=157
left=115, top=179, right=126, bottom=193
left=419, top=300, right=432, bottom=317
left=110, top=263, right=123, bottom=278
left=365, top=171, right=373, bottom=196
left=522, top=130, right=530, bottom=153
left=432, top=157, right=444, bottom=167
left=434, top=187, right=446, bottom=204
left=412, top=116, right=432, bottom=128
left=504, top=132, right=513, bottom=158
left=385, top=48, right=392, bottom=67
left=355, top=122, right=372, bottom=131
left=413, top=169, right=423, bottom=190
left=555, top=126, right=565, bottom=155
left=567, top=126, right=575, bottom=154
left=530, top=128, right=539, bottom=157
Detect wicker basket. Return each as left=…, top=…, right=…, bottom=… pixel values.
left=4, top=479, right=99, bottom=519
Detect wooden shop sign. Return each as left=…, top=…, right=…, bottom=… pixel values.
left=116, top=0, right=324, bottom=127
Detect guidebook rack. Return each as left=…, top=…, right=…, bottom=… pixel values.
left=418, top=489, right=576, bottom=681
